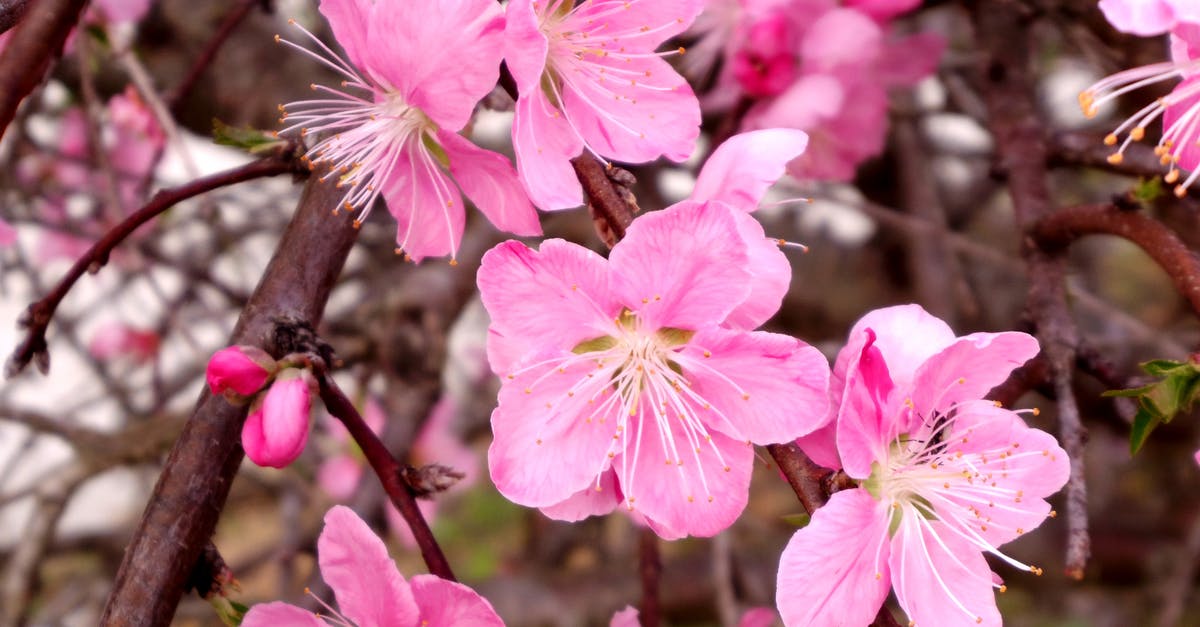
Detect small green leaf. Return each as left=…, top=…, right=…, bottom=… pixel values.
left=1106, top=356, right=1200, bottom=456
left=212, top=119, right=287, bottom=154
left=1129, top=407, right=1163, bottom=455
left=1140, top=359, right=1190, bottom=377
left=1132, top=177, right=1164, bottom=205
left=781, top=512, right=811, bottom=528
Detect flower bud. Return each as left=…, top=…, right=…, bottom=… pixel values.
left=241, top=369, right=314, bottom=468
left=206, top=345, right=277, bottom=399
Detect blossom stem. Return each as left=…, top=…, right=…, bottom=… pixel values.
left=639, top=527, right=662, bottom=627
left=316, top=373, right=457, bottom=582
left=7, top=149, right=304, bottom=377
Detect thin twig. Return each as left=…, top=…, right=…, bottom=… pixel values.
left=316, top=372, right=456, bottom=581
left=6, top=150, right=301, bottom=377
left=167, top=0, right=261, bottom=114
left=638, top=527, right=661, bottom=627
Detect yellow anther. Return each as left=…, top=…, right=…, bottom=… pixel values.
left=1103, top=133, right=1118, bottom=146
left=1107, top=153, right=1124, bottom=165
left=1131, top=126, right=1146, bottom=141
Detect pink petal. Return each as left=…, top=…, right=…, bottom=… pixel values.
left=742, top=73, right=844, bottom=134
left=611, top=606, right=641, bottom=627
left=690, top=129, right=809, bottom=212
left=478, top=238, right=619, bottom=374
left=832, top=304, right=956, bottom=399
left=382, top=141, right=465, bottom=262
left=319, top=0, right=371, bottom=72
left=721, top=210, right=792, bottom=330
left=876, top=32, right=946, bottom=88
left=504, top=0, right=550, bottom=93
left=0, top=219, right=14, bottom=247
left=206, top=345, right=275, bottom=397
left=241, top=409, right=269, bottom=466
left=842, top=0, right=920, bottom=21
left=776, top=489, right=892, bottom=627
left=678, top=327, right=830, bottom=445
left=1098, top=0, right=1177, bottom=36
left=317, top=455, right=363, bottom=501
left=613, top=419, right=753, bottom=539
left=736, top=607, right=778, bottom=627
left=540, top=468, right=622, bottom=522
left=559, top=55, right=700, bottom=163
left=1171, top=24, right=1200, bottom=65
left=318, top=505, right=420, bottom=627
left=890, top=517, right=1002, bottom=627
left=800, top=8, right=882, bottom=73
left=242, top=602, right=324, bottom=627
left=569, top=0, right=704, bottom=50
left=1168, top=0, right=1200, bottom=24
left=834, top=330, right=897, bottom=479
left=259, top=371, right=314, bottom=468
left=512, top=90, right=585, bottom=210
left=364, top=0, right=504, bottom=130
left=411, top=575, right=505, bottom=626
left=608, top=202, right=752, bottom=331
left=910, top=331, right=1039, bottom=419
left=1195, top=448, right=1200, bottom=466
left=488, top=353, right=619, bottom=507
left=437, top=129, right=541, bottom=237
left=794, top=420, right=841, bottom=470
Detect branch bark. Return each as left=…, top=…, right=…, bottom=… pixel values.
left=99, top=177, right=358, bottom=626
left=0, top=0, right=88, bottom=138
left=0, top=0, right=32, bottom=35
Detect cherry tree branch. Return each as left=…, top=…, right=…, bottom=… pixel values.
left=99, top=177, right=358, bottom=626
left=6, top=148, right=303, bottom=378
left=0, top=0, right=88, bottom=138
left=167, top=0, right=265, bottom=114
left=315, top=372, right=457, bottom=581
left=639, top=528, right=662, bottom=627
left=0, top=0, right=31, bottom=34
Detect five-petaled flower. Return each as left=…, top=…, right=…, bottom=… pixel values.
left=779, top=305, right=1070, bottom=627
left=504, top=0, right=703, bottom=210
left=478, top=196, right=829, bottom=539
left=242, top=505, right=504, bottom=627
left=277, top=0, right=540, bottom=262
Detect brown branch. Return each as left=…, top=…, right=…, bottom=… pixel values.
left=167, top=0, right=262, bottom=114
left=1050, top=130, right=1165, bottom=178
left=316, top=372, right=456, bottom=581
left=99, top=176, right=358, bottom=627
left=1034, top=203, right=1200, bottom=319
left=6, top=149, right=302, bottom=377
left=972, top=0, right=1090, bottom=578
left=765, top=442, right=831, bottom=514
left=0, top=0, right=32, bottom=34
left=638, top=527, right=661, bottom=627
left=0, top=0, right=89, bottom=138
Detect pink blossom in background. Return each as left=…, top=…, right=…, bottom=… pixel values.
left=242, top=505, right=504, bottom=627
left=0, top=219, right=15, bottom=247
left=317, top=398, right=386, bottom=502
left=1194, top=448, right=1200, bottom=466
left=504, top=0, right=703, bottom=210
left=277, top=0, right=538, bottom=262
left=1096, top=0, right=1200, bottom=36
left=610, top=606, right=641, bottom=627
left=778, top=304, right=1070, bottom=627
left=610, top=605, right=778, bottom=626
left=242, top=369, right=316, bottom=469
left=1081, top=16, right=1200, bottom=196
left=87, top=322, right=160, bottom=364
left=206, top=345, right=277, bottom=399
left=479, top=200, right=830, bottom=539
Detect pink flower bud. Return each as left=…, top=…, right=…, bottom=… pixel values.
left=206, top=345, right=276, bottom=398
left=242, top=369, right=314, bottom=469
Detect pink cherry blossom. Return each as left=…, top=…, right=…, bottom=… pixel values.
left=87, top=322, right=160, bottom=364
left=1096, top=0, right=1200, bottom=36
left=277, top=0, right=539, bottom=262
left=0, top=219, right=15, bottom=247
left=242, top=505, right=503, bottom=627
left=777, top=304, right=1070, bottom=627
left=504, top=0, right=703, bottom=210
left=242, top=369, right=315, bottom=468
left=1080, top=21, right=1200, bottom=196
left=610, top=605, right=778, bottom=627
left=206, top=345, right=277, bottom=398
left=479, top=200, right=830, bottom=539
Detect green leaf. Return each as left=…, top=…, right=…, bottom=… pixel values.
left=212, top=119, right=287, bottom=154
left=781, top=512, right=811, bottom=528
left=1132, top=177, right=1164, bottom=205
left=1106, top=356, right=1200, bottom=456
left=1129, top=407, right=1163, bottom=455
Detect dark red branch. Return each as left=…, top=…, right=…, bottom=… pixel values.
left=100, top=177, right=358, bottom=627
left=6, top=150, right=302, bottom=377
left=638, top=527, right=661, bottom=627
left=167, top=0, right=262, bottom=114
left=1034, top=203, right=1200, bottom=319
left=316, top=373, right=457, bottom=581
left=766, top=442, right=832, bottom=514
left=0, top=0, right=89, bottom=138
left=0, top=0, right=32, bottom=35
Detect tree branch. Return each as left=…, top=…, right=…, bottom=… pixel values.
left=99, top=176, right=358, bottom=627
left=0, top=0, right=32, bottom=35
left=0, top=0, right=89, bottom=138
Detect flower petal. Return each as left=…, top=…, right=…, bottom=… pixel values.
left=608, top=202, right=752, bottom=331
left=832, top=304, right=956, bottom=398
left=512, top=90, right=585, bottom=211
left=488, top=353, right=618, bottom=507
left=834, top=329, right=897, bottom=479
left=318, top=0, right=371, bottom=72
left=678, top=327, right=830, bottom=444
left=910, top=331, right=1039, bottom=418
left=794, top=420, right=841, bottom=470
left=410, top=574, right=505, bottom=626
left=776, top=489, right=892, bottom=627
left=890, top=516, right=1002, bottom=627
left=569, top=0, right=704, bottom=50
left=383, top=141, right=465, bottom=262
left=242, top=602, right=325, bottom=627
left=1163, top=75, right=1200, bottom=173
left=690, top=129, right=809, bottom=212
left=613, top=418, right=753, bottom=539
left=722, top=210, right=792, bottom=330
left=365, top=0, right=504, bottom=130
left=540, top=468, right=622, bottom=522
left=478, top=238, right=619, bottom=374
left=437, top=129, right=541, bottom=237
left=1098, top=0, right=1177, bottom=36
left=318, top=505, right=419, bottom=627
left=611, top=606, right=641, bottom=627
left=504, top=0, right=550, bottom=93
